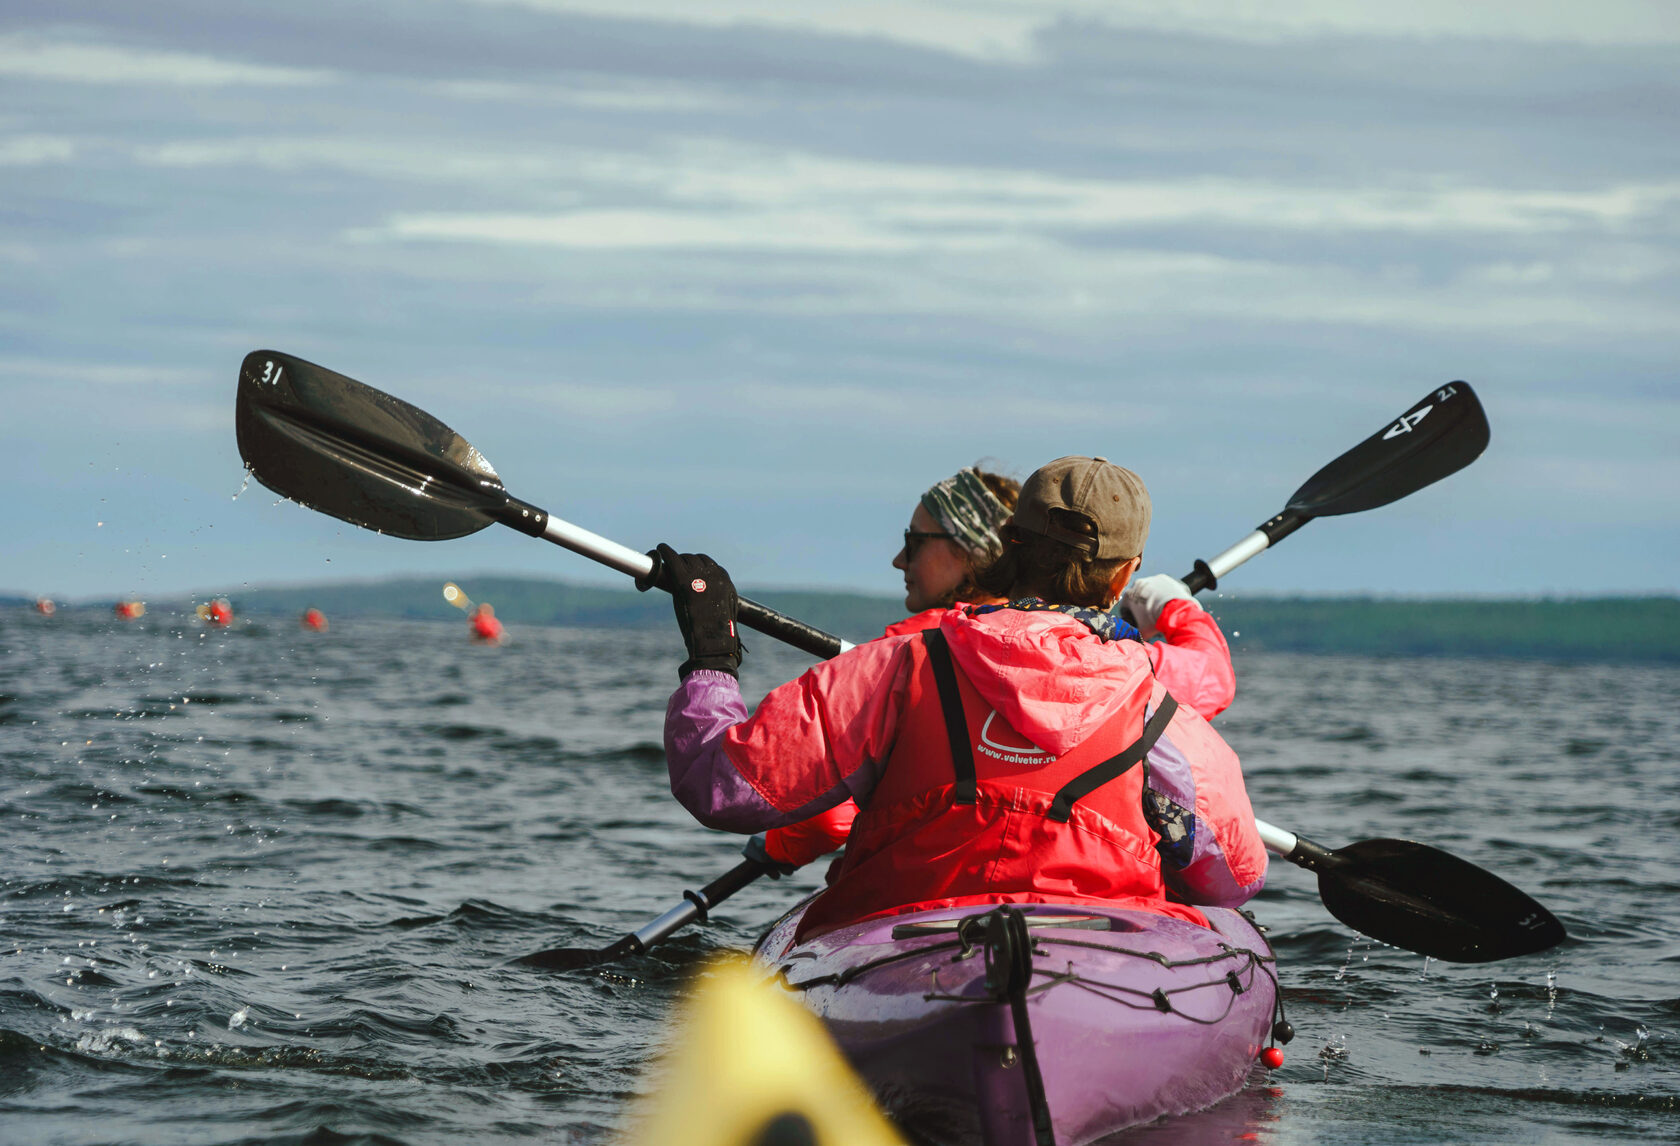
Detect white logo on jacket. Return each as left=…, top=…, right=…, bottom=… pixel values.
left=975, top=711, right=1055, bottom=766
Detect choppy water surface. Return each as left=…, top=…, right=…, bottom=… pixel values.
left=2, top=610, right=1676, bottom=1144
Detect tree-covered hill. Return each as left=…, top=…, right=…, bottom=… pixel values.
left=1201, top=595, right=1679, bottom=662
left=121, top=577, right=1680, bottom=663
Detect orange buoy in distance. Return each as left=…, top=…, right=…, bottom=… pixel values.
left=301, top=608, right=328, bottom=632
left=469, top=602, right=505, bottom=644
left=197, top=598, right=234, bottom=626
left=444, top=583, right=505, bottom=645
left=34, top=598, right=56, bottom=616
left=114, top=600, right=146, bottom=620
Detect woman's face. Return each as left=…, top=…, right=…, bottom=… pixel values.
left=892, top=503, right=972, bottom=613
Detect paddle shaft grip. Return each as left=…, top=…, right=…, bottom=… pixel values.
left=1122, top=510, right=1313, bottom=623
left=737, top=599, right=849, bottom=659
left=497, top=495, right=550, bottom=537
left=1182, top=509, right=1311, bottom=594
left=628, top=860, right=769, bottom=952
left=1256, top=818, right=1340, bottom=872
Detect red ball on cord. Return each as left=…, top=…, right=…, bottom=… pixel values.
left=1260, top=1047, right=1285, bottom=1069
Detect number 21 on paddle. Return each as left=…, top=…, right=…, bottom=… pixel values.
left=1382, top=383, right=1463, bottom=440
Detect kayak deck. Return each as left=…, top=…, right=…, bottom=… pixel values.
left=756, top=901, right=1278, bottom=1146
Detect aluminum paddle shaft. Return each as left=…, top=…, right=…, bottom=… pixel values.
left=234, top=350, right=851, bottom=659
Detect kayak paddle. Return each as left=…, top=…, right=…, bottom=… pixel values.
left=1255, top=821, right=1563, bottom=963
left=516, top=859, right=769, bottom=971
left=234, top=351, right=1562, bottom=966
left=234, top=350, right=851, bottom=660
left=1122, top=381, right=1488, bottom=622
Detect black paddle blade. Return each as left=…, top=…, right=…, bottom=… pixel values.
left=236, top=350, right=503, bottom=540
left=1287, top=382, right=1489, bottom=518
left=514, top=935, right=642, bottom=972
left=1317, top=838, right=1565, bottom=963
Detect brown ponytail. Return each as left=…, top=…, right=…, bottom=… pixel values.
left=973, top=508, right=1131, bottom=608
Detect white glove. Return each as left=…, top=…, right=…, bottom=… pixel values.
left=1120, top=574, right=1198, bottom=641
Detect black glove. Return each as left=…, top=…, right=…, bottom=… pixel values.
left=742, top=833, right=799, bottom=879
left=645, top=543, right=742, bottom=678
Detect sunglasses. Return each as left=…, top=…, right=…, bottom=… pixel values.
left=902, top=529, right=955, bottom=558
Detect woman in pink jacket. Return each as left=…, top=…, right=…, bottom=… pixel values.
left=756, top=465, right=1240, bottom=874
left=758, top=466, right=1015, bottom=869
left=657, top=457, right=1266, bottom=939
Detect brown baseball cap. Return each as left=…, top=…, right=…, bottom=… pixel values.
left=1011, top=455, right=1150, bottom=560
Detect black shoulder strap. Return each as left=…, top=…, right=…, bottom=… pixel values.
left=1046, top=693, right=1178, bottom=823
left=921, top=629, right=977, bottom=805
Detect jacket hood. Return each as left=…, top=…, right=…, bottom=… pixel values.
left=940, top=607, right=1155, bottom=757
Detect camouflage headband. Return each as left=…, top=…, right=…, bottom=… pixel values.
left=921, top=468, right=1011, bottom=562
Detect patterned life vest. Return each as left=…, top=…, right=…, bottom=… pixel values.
left=794, top=628, right=1207, bottom=940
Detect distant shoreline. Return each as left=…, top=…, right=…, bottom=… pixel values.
left=7, top=576, right=1676, bottom=663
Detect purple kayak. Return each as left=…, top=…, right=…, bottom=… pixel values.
left=754, top=899, right=1279, bottom=1146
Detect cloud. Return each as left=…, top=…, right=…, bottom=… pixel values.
left=1032, top=0, right=1680, bottom=46
left=466, top=0, right=1044, bottom=61
left=363, top=209, right=931, bottom=252
left=1, top=1, right=1675, bottom=597
left=0, top=357, right=206, bottom=387
left=133, top=136, right=587, bottom=185
left=0, top=32, right=333, bottom=86
left=436, top=76, right=743, bottom=111
left=0, top=135, right=76, bottom=165
left=469, top=0, right=1680, bottom=59
left=330, top=137, right=1680, bottom=239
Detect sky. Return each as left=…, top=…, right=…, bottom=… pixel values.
left=2, top=0, right=1676, bottom=604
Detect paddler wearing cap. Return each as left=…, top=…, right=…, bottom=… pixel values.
left=653, top=456, right=1266, bottom=940
left=751, top=463, right=1242, bottom=878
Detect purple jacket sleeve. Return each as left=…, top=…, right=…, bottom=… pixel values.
left=1144, top=727, right=1266, bottom=907
left=664, top=669, right=858, bottom=832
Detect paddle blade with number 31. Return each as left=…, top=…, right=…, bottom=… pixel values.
left=236, top=350, right=508, bottom=541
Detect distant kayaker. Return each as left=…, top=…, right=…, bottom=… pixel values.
left=655, top=455, right=1267, bottom=940
left=469, top=602, right=505, bottom=644
left=755, top=464, right=1240, bottom=877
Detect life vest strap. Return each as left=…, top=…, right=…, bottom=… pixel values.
left=921, top=629, right=978, bottom=804
left=1047, top=694, right=1178, bottom=823
left=924, top=628, right=1180, bottom=824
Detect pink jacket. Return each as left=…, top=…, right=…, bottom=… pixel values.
left=666, top=606, right=1266, bottom=919
left=761, top=597, right=1235, bottom=866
